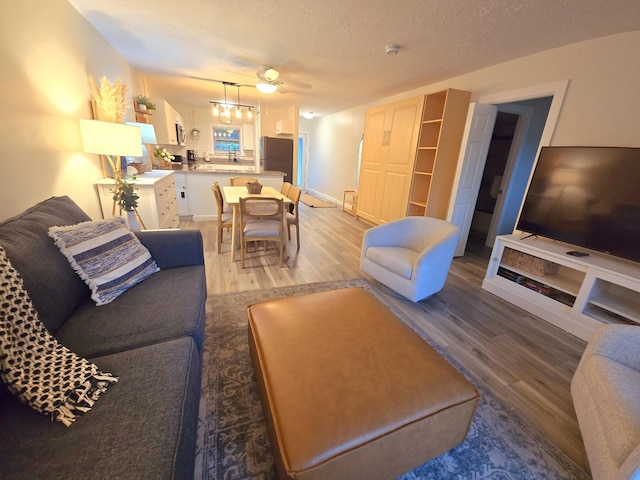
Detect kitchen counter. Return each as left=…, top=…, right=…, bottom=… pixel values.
left=157, top=162, right=283, bottom=175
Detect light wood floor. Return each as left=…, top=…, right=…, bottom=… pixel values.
left=180, top=200, right=589, bottom=472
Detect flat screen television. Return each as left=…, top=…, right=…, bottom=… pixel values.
left=517, top=146, right=640, bottom=264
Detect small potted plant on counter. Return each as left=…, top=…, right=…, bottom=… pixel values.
left=112, top=177, right=144, bottom=231
left=134, top=94, right=156, bottom=112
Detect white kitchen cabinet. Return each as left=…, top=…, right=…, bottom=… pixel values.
left=95, top=170, right=179, bottom=229
left=242, top=124, right=255, bottom=150
left=483, top=234, right=640, bottom=341
left=275, top=120, right=293, bottom=135
left=150, top=99, right=181, bottom=145
left=173, top=172, right=190, bottom=216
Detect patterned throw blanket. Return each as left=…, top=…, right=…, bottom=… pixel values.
left=0, top=246, right=118, bottom=426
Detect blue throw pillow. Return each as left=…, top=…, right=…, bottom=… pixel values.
left=49, top=218, right=160, bottom=305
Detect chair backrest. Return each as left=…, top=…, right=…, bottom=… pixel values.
left=287, top=185, right=301, bottom=204
left=287, top=185, right=302, bottom=215
left=230, top=177, right=258, bottom=186
left=240, top=197, right=284, bottom=222
left=281, top=182, right=292, bottom=197
left=211, top=182, right=224, bottom=214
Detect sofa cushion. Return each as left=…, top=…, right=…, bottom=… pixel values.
left=55, top=265, right=206, bottom=357
left=0, top=196, right=91, bottom=333
left=49, top=217, right=160, bottom=306
left=583, top=355, right=640, bottom=467
left=0, top=336, right=201, bottom=480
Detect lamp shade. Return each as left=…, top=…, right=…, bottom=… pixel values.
left=126, top=122, right=158, bottom=144
left=256, top=82, right=278, bottom=94
left=79, top=119, right=143, bottom=157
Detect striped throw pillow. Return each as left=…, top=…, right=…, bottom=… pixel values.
left=49, top=218, right=160, bottom=305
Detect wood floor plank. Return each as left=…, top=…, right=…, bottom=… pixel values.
left=180, top=201, right=589, bottom=471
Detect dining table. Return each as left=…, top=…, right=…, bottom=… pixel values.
left=222, top=185, right=292, bottom=261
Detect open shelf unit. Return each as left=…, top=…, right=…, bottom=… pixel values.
left=483, top=234, right=640, bottom=341
left=407, top=89, right=470, bottom=219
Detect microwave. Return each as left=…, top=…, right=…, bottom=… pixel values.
left=176, top=123, right=186, bottom=146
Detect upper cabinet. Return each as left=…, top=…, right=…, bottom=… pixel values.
left=149, top=99, right=184, bottom=145
left=407, top=89, right=471, bottom=219
left=356, top=95, right=425, bottom=224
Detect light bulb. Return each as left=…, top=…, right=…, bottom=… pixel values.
left=235, top=106, right=242, bottom=119
left=247, top=108, right=253, bottom=120
left=212, top=104, right=219, bottom=116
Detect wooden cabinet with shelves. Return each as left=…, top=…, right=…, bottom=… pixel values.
left=483, top=234, right=640, bottom=341
left=408, top=89, right=471, bottom=219
left=95, top=170, right=179, bottom=230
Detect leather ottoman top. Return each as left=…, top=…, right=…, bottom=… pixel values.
left=247, top=287, right=479, bottom=476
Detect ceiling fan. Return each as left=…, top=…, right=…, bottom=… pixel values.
left=252, top=66, right=312, bottom=94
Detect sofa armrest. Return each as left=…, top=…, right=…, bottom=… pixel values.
left=135, top=230, right=204, bottom=269
left=581, top=324, right=640, bottom=372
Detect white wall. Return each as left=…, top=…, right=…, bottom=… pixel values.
left=308, top=31, right=640, bottom=202
left=0, top=0, right=141, bottom=220
left=304, top=106, right=366, bottom=203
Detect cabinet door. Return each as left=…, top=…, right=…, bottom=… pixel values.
left=356, top=106, right=387, bottom=221
left=384, top=98, right=424, bottom=222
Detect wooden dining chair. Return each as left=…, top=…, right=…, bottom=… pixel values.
left=211, top=183, right=234, bottom=254
left=281, top=181, right=292, bottom=197
left=286, top=185, right=302, bottom=250
left=239, top=197, right=285, bottom=268
left=230, top=177, right=258, bottom=186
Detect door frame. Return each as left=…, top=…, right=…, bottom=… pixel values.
left=447, top=79, right=569, bottom=252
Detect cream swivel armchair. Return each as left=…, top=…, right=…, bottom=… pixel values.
left=360, top=216, right=460, bottom=302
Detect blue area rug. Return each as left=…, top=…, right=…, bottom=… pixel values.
left=195, top=278, right=590, bottom=479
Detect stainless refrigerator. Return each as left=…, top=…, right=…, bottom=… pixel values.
left=261, top=136, right=293, bottom=183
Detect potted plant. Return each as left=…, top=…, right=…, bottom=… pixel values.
left=112, top=177, right=142, bottom=230
left=154, top=147, right=175, bottom=168
left=134, top=95, right=156, bottom=111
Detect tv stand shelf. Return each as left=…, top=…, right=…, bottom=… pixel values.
left=483, top=234, right=640, bottom=341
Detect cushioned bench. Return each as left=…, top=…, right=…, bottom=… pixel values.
left=248, top=287, right=479, bottom=480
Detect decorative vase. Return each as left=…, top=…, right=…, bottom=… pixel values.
left=126, top=210, right=142, bottom=232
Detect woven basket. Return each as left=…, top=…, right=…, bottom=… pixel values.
left=502, top=247, right=560, bottom=276
left=247, top=182, right=263, bottom=194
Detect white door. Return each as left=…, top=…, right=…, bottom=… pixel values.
left=447, top=103, right=498, bottom=257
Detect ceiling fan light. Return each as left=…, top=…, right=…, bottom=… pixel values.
left=264, top=68, right=280, bottom=82
left=256, top=82, right=277, bottom=94
left=302, top=112, right=315, bottom=119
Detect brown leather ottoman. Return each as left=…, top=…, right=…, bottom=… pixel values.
left=247, top=288, right=479, bottom=480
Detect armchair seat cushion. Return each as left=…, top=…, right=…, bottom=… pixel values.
left=365, top=246, right=418, bottom=279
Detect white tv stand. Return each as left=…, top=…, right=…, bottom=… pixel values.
left=482, top=234, right=640, bottom=341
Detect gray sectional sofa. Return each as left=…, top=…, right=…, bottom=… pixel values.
left=0, top=196, right=206, bottom=479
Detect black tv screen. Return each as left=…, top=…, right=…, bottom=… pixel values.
left=517, top=146, right=640, bottom=263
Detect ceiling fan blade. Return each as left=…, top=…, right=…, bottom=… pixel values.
left=281, top=79, right=312, bottom=89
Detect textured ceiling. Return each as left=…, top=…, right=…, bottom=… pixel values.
left=68, top=0, right=640, bottom=116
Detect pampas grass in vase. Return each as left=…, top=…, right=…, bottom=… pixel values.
left=89, top=76, right=128, bottom=123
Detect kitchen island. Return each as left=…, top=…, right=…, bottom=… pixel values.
left=166, top=163, right=286, bottom=221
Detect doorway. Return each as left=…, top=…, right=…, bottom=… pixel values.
left=297, top=132, right=309, bottom=190
left=469, top=111, right=520, bottom=246
left=449, top=80, right=569, bottom=256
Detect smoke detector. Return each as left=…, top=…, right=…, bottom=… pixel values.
left=385, top=44, right=400, bottom=55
